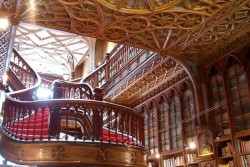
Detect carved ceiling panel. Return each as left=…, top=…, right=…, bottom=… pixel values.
left=13, top=0, right=249, bottom=62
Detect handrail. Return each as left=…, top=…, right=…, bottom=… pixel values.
left=7, top=49, right=41, bottom=101
left=83, top=45, right=151, bottom=90
left=51, top=80, right=94, bottom=100
left=2, top=99, right=144, bottom=145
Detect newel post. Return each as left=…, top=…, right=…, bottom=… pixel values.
left=49, top=106, right=61, bottom=138
left=92, top=107, right=103, bottom=141
left=105, top=53, right=110, bottom=81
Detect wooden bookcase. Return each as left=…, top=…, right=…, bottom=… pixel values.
left=138, top=48, right=250, bottom=167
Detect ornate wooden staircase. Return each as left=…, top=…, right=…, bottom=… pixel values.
left=0, top=47, right=147, bottom=166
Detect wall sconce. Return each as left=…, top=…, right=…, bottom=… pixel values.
left=189, top=142, right=196, bottom=149
left=155, top=153, right=160, bottom=159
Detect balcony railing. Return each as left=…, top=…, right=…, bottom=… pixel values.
left=1, top=48, right=145, bottom=147
left=83, top=45, right=153, bottom=91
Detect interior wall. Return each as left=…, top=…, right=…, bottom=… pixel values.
left=75, top=40, right=117, bottom=79
left=95, top=40, right=117, bottom=66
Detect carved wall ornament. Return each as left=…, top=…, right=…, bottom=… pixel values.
left=97, top=148, right=109, bottom=161
left=52, top=146, right=65, bottom=160
left=131, top=152, right=137, bottom=164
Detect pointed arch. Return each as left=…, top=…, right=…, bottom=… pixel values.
left=224, top=55, right=250, bottom=132
left=208, top=64, right=228, bottom=137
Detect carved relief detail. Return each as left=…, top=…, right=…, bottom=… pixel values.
left=16, top=0, right=249, bottom=61
left=52, top=146, right=65, bottom=160
left=97, top=148, right=109, bottom=161
left=131, top=152, right=137, bottom=164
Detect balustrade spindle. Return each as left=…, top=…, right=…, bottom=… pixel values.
left=20, top=108, right=26, bottom=140
left=115, top=112, right=118, bottom=143
left=121, top=114, right=124, bottom=144
left=74, top=107, right=78, bottom=141
left=32, top=108, right=38, bottom=141
left=108, top=110, right=111, bottom=143
left=15, top=108, right=21, bottom=138
left=40, top=107, right=45, bottom=141
left=25, top=109, right=31, bottom=140
left=65, top=106, right=69, bottom=141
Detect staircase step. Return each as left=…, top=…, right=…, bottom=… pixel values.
left=11, top=123, right=48, bottom=129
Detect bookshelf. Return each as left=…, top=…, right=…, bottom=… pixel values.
left=214, top=137, right=234, bottom=167
left=235, top=134, right=250, bottom=167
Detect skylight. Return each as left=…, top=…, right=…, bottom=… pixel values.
left=14, top=23, right=89, bottom=76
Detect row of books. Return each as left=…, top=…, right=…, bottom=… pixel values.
left=218, top=160, right=234, bottom=167
left=163, top=156, right=183, bottom=167
left=221, top=143, right=233, bottom=156
left=239, top=155, right=250, bottom=167
left=186, top=153, right=197, bottom=163
left=238, top=140, right=250, bottom=153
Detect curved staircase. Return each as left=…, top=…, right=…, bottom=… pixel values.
left=0, top=48, right=147, bottom=166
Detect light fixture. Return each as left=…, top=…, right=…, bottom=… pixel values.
left=155, top=153, right=160, bottom=159
left=0, top=16, right=9, bottom=30
left=189, top=142, right=196, bottom=149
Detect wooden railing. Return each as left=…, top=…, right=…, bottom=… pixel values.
left=9, top=49, right=38, bottom=89
left=83, top=45, right=153, bottom=90
left=1, top=48, right=145, bottom=147
left=2, top=98, right=144, bottom=145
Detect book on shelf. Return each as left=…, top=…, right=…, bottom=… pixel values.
left=186, top=153, right=197, bottom=163
left=163, top=156, right=183, bottom=167
left=238, top=140, right=250, bottom=153
left=218, top=160, right=234, bottom=167
left=221, top=142, right=233, bottom=157
left=239, top=155, right=250, bottom=167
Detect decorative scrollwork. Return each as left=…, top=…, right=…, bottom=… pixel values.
left=121, top=17, right=148, bottom=33
left=52, top=146, right=65, bottom=160
left=69, top=2, right=100, bottom=21
left=58, top=0, right=82, bottom=5
left=176, top=13, right=204, bottom=29
left=0, top=0, right=15, bottom=11
left=97, top=148, right=109, bottom=161
left=131, top=152, right=137, bottom=164
left=103, top=27, right=127, bottom=41
left=149, top=12, right=176, bottom=28
left=73, top=20, right=100, bottom=35
left=0, top=29, right=10, bottom=83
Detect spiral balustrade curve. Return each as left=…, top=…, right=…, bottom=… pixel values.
left=0, top=48, right=146, bottom=166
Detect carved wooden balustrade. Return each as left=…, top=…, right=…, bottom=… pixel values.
left=83, top=45, right=154, bottom=91
left=1, top=48, right=145, bottom=148
left=9, top=49, right=38, bottom=89
left=2, top=97, right=144, bottom=145
left=0, top=47, right=146, bottom=166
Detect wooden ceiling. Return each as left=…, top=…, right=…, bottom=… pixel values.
left=4, top=0, right=249, bottom=62
left=1, top=0, right=249, bottom=106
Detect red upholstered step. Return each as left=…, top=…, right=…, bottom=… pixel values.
left=9, top=107, right=50, bottom=140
